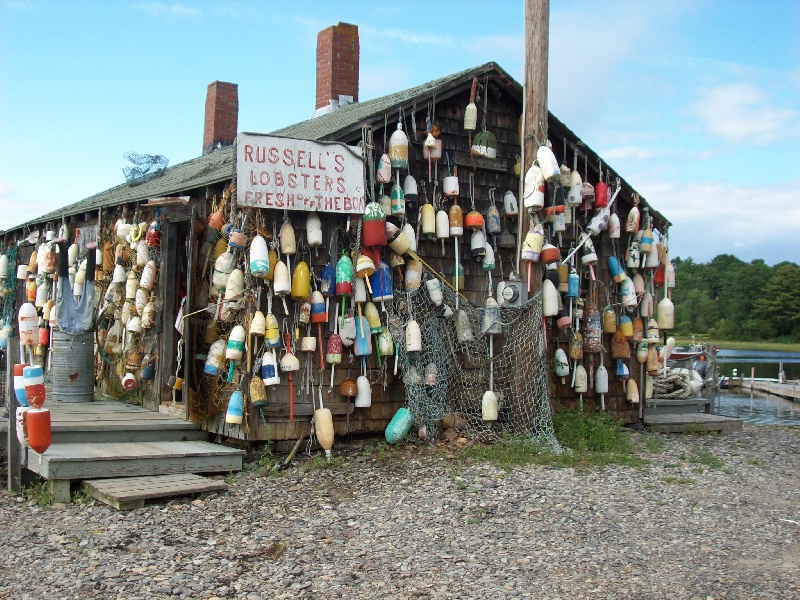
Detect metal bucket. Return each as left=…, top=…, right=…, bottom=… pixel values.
left=51, top=330, right=95, bottom=402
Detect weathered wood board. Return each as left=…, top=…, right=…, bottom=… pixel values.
left=82, top=473, right=227, bottom=510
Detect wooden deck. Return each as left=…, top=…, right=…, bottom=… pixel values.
left=6, top=399, right=243, bottom=505
left=644, top=413, right=743, bottom=434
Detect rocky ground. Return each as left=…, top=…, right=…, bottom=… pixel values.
left=0, top=425, right=798, bottom=599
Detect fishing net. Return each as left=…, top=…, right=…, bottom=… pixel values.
left=123, top=152, right=168, bottom=185
left=387, top=266, right=560, bottom=452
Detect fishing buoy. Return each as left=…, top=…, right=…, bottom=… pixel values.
left=540, top=243, right=560, bottom=264
left=421, top=202, right=436, bottom=239
left=542, top=280, right=559, bottom=317
left=626, top=378, right=639, bottom=403
left=482, top=390, right=498, bottom=421
left=355, top=375, right=372, bottom=408
left=481, top=296, right=503, bottom=335
left=249, top=235, right=270, bottom=278
left=522, top=164, right=545, bottom=209
left=611, top=328, right=630, bottom=359
left=279, top=218, right=296, bottom=258
left=464, top=77, right=478, bottom=130
left=470, top=229, right=486, bottom=259
left=273, top=260, right=291, bottom=313
left=26, top=408, right=51, bottom=454
left=435, top=208, right=450, bottom=254
left=204, top=339, right=226, bottom=376
left=391, top=181, right=406, bottom=216
left=385, top=222, right=411, bottom=256
left=403, top=174, right=418, bottom=206
left=377, top=152, right=392, bottom=183
left=14, top=364, right=30, bottom=407
left=443, top=174, right=459, bottom=198
left=226, top=325, right=246, bottom=361
left=646, top=318, right=659, bottom=344
left=608, top=213, right=621, bottom=239
left=554, top=349, right=569, bottom=383
left=291, top=260, right=311, bottom=302
left=579, top=233, right=598, bottom=265
left=306, top=210, right=323, bottom=252
left=326, top=332, right=342, bottom=365
left=608, top=256, right=626, bottom=283
left=260, top=349, right=281, bottom=386
left=503, top=190, right=519, bottom=217
left=619, top=314, right=633, bottom=339
left=225, top=390, right=244, bottom=424
left=574, top=363, right=588, bottom=408
left=363, top=201, right=387, bottom=248
left=646, top=345, right=660, bottom=375
left=385, top=407, right=414, bottom=443
left=389, top=122, right=409, bottom=170
left=456, top=309, right=474, bottom=343
left=595, top=364, right=609, bottom=410
left=657, top=296, right=674, bottom=330
left=636, top=340, right=649, bottom=363
left=626, top=199, right=641, bottom=233
left=426, top=278, right=443, bottom=306
left=404, top=259, right=423, bottom=291
left=537, top=144, right=560, bottom=182
left=121, top=372, right=137, bottom=390
left=0, top=253, right=9, bottom=280
left=369, top=261, right=393, bottom=303
left=18, top=302, right=37, bottom=346
left=405, top=319, right=422, bottom=352
left=619, top=278, right=637, bottom=307
left=632, top=316, right=644, bottom=341
left=335, top=251, right=353, bottom=301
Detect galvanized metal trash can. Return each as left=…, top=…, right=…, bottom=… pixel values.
left=51, top=330, right=95, bottom=402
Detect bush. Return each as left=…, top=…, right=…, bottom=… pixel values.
left=552, top=410, right=631, bottom=453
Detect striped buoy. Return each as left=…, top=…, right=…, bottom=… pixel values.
left=23, top=365, right=45, bottom=409
left=14, top=364, right=30, bottom=407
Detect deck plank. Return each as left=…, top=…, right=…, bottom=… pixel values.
left=644, top=413, right=742, bottom=434
left=83, top=473, right=227, bottom=510
left=27, top=440, right=244, bottom=480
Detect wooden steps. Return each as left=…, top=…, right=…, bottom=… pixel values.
left=82, top=473, right=228, bottom=510
left=5, top=400, right=244, bottom=505
left=644, top=413, right=742, bottom=434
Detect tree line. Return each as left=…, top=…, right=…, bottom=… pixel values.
left=671, top=255, right=800, bottom=342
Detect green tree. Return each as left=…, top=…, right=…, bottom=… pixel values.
left=753, top=263, right=800, bottom=341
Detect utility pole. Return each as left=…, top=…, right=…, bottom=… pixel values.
left=518, top=0, right=549, bottom=278
left=512, top=0, right=549, bottom=434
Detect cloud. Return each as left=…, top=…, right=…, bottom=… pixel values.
left=639, top=179, right=800, bottom=265
left=688, top=82, right=800, bottom=145
left=601, top=146, right=656, bottom=162
left=133, top=2, right=201, bottom=18
left=360, top=25, right=456, bottom=48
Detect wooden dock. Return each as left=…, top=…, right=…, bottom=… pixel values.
left=730, top=379, right=800, bottom=401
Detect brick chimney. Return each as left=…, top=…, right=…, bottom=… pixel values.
left=203, top=81, right=238, bottom=155
left=315, top=22, right=359, bottom=111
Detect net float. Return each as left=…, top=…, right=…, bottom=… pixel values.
left=355, top=375, right=372, bottom=408
left=225, top=390, right=244, bottom=425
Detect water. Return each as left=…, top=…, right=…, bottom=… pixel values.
left=712, top=348, right=800, bottom=425
left=712, top=390, right=800, bottom=425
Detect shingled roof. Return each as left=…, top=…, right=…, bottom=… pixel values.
left=3, top=61, right=669, bottom=234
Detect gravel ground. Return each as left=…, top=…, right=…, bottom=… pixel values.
left=0, top=425, right=798, bottom=599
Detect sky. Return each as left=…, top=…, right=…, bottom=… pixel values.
left=1, top=0, right=798, bottom=265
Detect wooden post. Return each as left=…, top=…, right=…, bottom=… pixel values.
left=512, top=0, right=549, bottom=433
left=6, top=337, right=22, bottom=493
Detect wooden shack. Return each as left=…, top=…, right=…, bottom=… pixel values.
left=0, top=25, right=671, bottom=445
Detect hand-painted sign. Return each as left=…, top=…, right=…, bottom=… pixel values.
left=236, top=133, right=365, bottom=214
